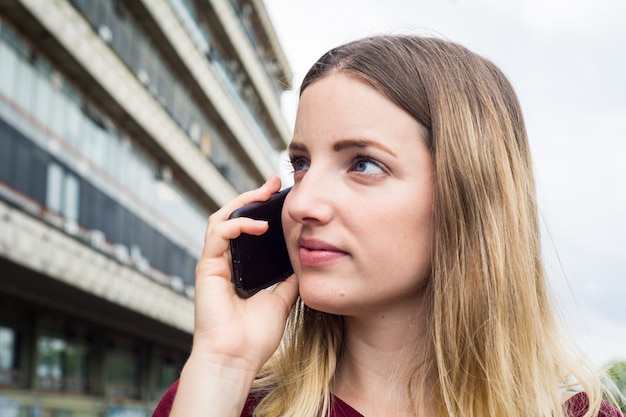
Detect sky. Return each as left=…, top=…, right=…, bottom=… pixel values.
left=263, top=0, right=626, bottom=367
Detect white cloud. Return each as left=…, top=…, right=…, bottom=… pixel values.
left=517, top=0, right=626, bottom=38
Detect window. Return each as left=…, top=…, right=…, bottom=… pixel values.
left=64, top=98, right=84, bottom=149
left=31, top=70, right=53, bottom=127
left=64, top=173, right=79, bottom=222
left=106, top=342, right=141, bottom=400
left=36, top=334, right=90, bottom=393
left=156, top=352, right=182, bottom=399
left=48, top=74, right=67, bottom=138
left=0, top=118, right=14, bottom=183
left=31, top=145, right=48, bottom=205
left=46, top=162, right=63, bottom=213
left=13, top=135, right=33, bottom=195
left=46, top=161, right=80, bottom=221
left=0, top=36, right=20, bottom=100
left=14, top=57, right=35, bottom=115
left=90, top=124, right=108, bottom=169
left=0, top=326, right=20, bottom=386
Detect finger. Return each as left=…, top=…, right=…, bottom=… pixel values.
left=271, top=274, right=299, bottom=314
left=200, top=217, right=269, bottom=261
left=208, top=176, right=282, bottom=227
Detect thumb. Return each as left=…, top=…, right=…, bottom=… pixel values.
left=272, top=274, right=299, bottom=315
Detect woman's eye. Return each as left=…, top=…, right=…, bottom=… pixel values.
left=289, top=155, right=310, bottom=172
left=351, top=157, right=385, bottom=174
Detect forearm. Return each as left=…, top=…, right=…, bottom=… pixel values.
left=169, top=353, right=258, bottom=417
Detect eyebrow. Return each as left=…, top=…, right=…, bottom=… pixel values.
left=333, top=138, right=397, bottom=157
left=289, top=138, right=397, bottom=157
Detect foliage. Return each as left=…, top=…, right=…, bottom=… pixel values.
left=604, top=360, right=626, bottom=413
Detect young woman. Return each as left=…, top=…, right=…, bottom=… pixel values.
left=153, top=35, right=622, bottom=417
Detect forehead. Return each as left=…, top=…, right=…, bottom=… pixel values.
left=292, top=73, right=427, bottom=152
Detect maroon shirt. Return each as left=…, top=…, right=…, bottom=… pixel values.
left=152, top=379, right=623, bottom=417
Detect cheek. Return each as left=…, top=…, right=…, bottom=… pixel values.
left=281, top=210, right=300, bottom=268
left=379, top=232, right=432, bottom=294
left=378, top=224, right=431, bottom=266
left=379, top=201, right=433, bottom=272
left=281, top=201, right=296, bottom=239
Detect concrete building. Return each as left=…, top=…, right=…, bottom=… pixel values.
left=0, top=0, right=292, bottom=415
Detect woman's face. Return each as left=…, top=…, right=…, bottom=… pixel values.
left=282, top=73, right=434, bottom=318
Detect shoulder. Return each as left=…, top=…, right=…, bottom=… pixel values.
left=333, top=395, right=365, bottom=417
left=231, top=391, right=364, bottom=417
left=150, top=381, right=263, bottom=417
left=240, top=392, right=263, bottom=417
left=564, top=391, right=624, bottom=417
left=241, top=393, right=363, bottom=417
left=151, top=380, right=179, bottom=417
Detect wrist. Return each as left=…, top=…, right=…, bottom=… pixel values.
left=185, top=349, right=260, bottom=381
left=169, top=354, right=258, bottom=417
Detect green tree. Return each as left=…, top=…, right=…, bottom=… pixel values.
left=604, top=360, right=626, bottom=412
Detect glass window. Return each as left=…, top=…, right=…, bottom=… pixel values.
left=104, top=129, right=117, bottom=174
left=113, top=16, right=131, bottom=62
left=108, top=135, right=124, bottom=183
left=80, top=116, right=97, bottom=158
left=182, top=253, right=196, bottom=286
left=92, top=0, right=107, bottom=29
left=45, top=162, right=80, bottom=221
left=46, top=162, right=64, bottom=214
left=64, top=342, right=89, bottom=392
left=48, top=78, right=68, bottom=138
left=0, top=326, right=20, bottom=386
left=65, top=99, right=83, bottom=150
left=78, top=179, right=94, bottom=228
left=14, top=58, right=35, bottom=114
left=31, top=70, right=52, bottom=127
left=90, top=124, right=108, bottom=169
left=0, top=119, right=14, bottom=183
left=69, top=0, right=89, bottom=11
left=156, top=352, right=182, bottom=398
left=100, top=194, right=116, bottom=240
left=118, top=205, right=131, bottom=247
left=0, top=40, right=20, bottom=99
left=136, top=159, right=152, bottom=203
left=126, top=26, right=141, bottom=71
left=92, top=185, right=107, bottom=233
left=13, top=136, right=32, bottom=195
left=106, top=344, right=141, bottom=399
left=124, top=145, right=139, bottom=190
left=37, top=336, right=66, bottom=390
left=31, top=145, right=48, bottom=205
left=80, top=0, right=98, bottom=24
left=64, top=173, right=80, bottom=222
left=36, top=335, right=89, bottom=393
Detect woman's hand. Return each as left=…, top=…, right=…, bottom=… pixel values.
left=169, top=176, right=298, bottom=417
left=191, top=175, right=298, bottom=371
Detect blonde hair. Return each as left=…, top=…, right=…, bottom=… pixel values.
left=252, top=35, right=604, bottom=417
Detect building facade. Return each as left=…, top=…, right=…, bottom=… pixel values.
left=0, top=0, right=292, bottom=415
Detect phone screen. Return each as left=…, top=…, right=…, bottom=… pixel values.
left=228, top=187, right=293, bottom=297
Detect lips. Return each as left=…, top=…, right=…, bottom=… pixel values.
left=297, top=237, right=348, bottom=266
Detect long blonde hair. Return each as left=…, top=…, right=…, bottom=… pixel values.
left=252, top=35, right=604, bottom=417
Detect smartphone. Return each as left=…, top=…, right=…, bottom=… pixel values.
left=228, top=187, right=293, bottom=298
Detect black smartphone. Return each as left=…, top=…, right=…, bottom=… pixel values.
left=228, top=187, right=293, bottom=298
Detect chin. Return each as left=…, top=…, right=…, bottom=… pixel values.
left=298, top=285, right=349, bottom=316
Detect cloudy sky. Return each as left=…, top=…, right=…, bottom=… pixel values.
left=263, top=0, right=626, bottom=367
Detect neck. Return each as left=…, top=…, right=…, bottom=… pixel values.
left=333, top=305, right=434, bottom=417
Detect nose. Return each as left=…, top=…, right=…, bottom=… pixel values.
left=284, top=170, right=334, bottom=226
